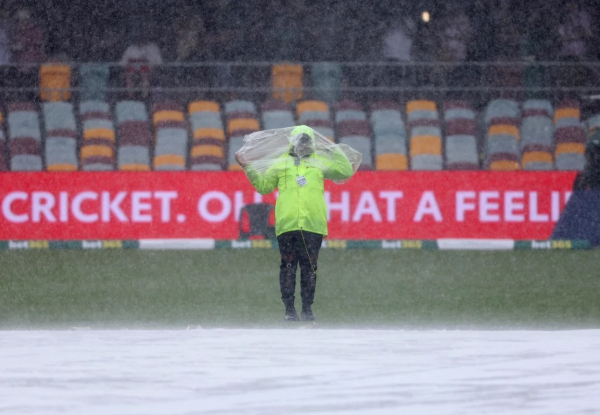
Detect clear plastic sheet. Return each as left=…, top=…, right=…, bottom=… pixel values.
left=235, top=126, right=362, bottom=184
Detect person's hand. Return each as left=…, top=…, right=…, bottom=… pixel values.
left=235, top=152, right=249, bottom=168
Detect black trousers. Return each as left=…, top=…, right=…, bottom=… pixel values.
left=277, top=230, right=323, bottom=309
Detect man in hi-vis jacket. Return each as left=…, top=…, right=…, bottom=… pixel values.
left=236, top=125, right=354, bottom=321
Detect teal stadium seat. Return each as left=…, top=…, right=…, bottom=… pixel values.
left=310, top=62, right=342, bottom=104
left=8, top=103, right=43, bottom=171
left=79, top=63, right=110, bottom=101
left=43, top=102, right=78, bottom=170
left=443, top=101, right=479, bottom=170
left=261, top=100, right=295, bottom=130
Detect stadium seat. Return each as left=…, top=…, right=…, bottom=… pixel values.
left=116, top=101, right=149, bottom=123
left=39, top=64, right=71, bottom=102
left=484, top=99, right=520, bottom=126
left=522, top=99, right=553, bottom=119
left=43, top=102, right=78, bottom=171
left=8, top=102, right=42, bottom=141
left=189, top=101, right=226, bottom=171
left=375, top=153, right=408, bottom=170
left=272, top=64, right=303, bottom=103
left=555, top=152, right=585, bottom=171
left=371, top=102, right=405, bottom=139
left=443, top=101, right=478, bottom=169
left=7, top=103, right=43, bottom=171
left=152, top=102, right=188, bottom=170
left=189, top=100, right=220, bottom=114
left=520, top=116, right=554, bottom=153
left=80, top=101, right=115, bottom=171
left=310, top=62, right=343, bottom=103
left=333, top=100, right=367, bottom=123
left=486, top=134, right=520, bottom=170
left=227, top=135, right=245, bottom=171
left=190, top=144, right=225, bottom=171
left=522, top=150, right=554, bottom=170
left=553, top=100, right=585, bottom=171
left=79, top=63, right=110, bottom=101
left=338, top=120, right=372, bottom=169
left=446, top=135, right=479, bottom=170
left=306, top=119, right=335, bottom=141
left=228, top=118, right=260, bottom=137
left=483, top=99, right=520, bottom=171
left=261, top=100, right=295, bottom=128
left=489, top=159, right=520, bottom=171
left=297, top=100, right=330, bottom=125
left=116, top=101, right=151, bottom=171
left=224, top=100, right=257, bottom=117
left=375, top=130, right=408, bottom=170
left=80, top=100, right=110, bottom=116
left=406, top=100, right=442, bottom=170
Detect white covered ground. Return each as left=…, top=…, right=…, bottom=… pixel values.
left=0, top=329, right=599, bottom=414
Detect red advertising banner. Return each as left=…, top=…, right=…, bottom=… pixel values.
left=0, top=171, right=576, bottom=240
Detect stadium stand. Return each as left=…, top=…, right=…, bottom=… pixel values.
left=43, top=102, right=78, bottom=171
left=407, top=100, right=443, bottom=170
left=554, top=99, right=586, bottom=171
left=272, top=64, right=303, bottom=104
left=152, top=101, right=188, bottom=170
left=0, top=90, right=594, bottom=173
left=484, top=99, right=521, bottom=170
left=7, top=102, right=43, bottom=171
left=443, top=101, right=479, bottom=170
left=80, top=100, right=115, bottom=171
left=371, top=101, right=408, bottom=170
left=189, top=100, right=226, bottom=171
left=115, top=101, right=151, bottom=170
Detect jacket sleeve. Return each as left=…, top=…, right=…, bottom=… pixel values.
left=244, top=165, right=279, bottom=195
left=322, top=147, right=354, bottom=181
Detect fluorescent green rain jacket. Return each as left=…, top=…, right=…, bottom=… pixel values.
left=244, top=148, right=353, bottom=237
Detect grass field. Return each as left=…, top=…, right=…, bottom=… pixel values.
left=1, top=249, right=599, bottom=329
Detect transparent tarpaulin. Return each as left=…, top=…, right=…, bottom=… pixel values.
left=235, top=126, right=362, bottom=184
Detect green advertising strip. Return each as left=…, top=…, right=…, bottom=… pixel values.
left=0, top=240, right=139, bottom=250
left=513, top=240, right=591, bottom=250
left=216, top=240, right=439, bottom=250
left=0, top=240, right=593, bottom=250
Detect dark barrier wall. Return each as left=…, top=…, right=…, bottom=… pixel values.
left=551, top=190, right=600, bottom=246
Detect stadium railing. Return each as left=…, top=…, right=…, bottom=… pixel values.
left=1, top=61, right=599, bottom=106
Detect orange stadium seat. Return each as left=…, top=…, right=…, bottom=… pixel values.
left=410, top=135, right=442, bottom=157
left=189, top=100, right=220, bottom=114
left=489, top=159, right=520, bottom=171
left=376, top=153, right=408, bottom=170
left=521, top=151, right=553, bottom=170
left=228, top=118, right=260, bottom=136
left=272, top=64, right=303, bottom=103
left=39, top=64, right=71, bottom=101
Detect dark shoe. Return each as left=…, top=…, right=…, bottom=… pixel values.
left=301, top=308, right=314, bottom=321
left=285, top=308, right=300, bottom=321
